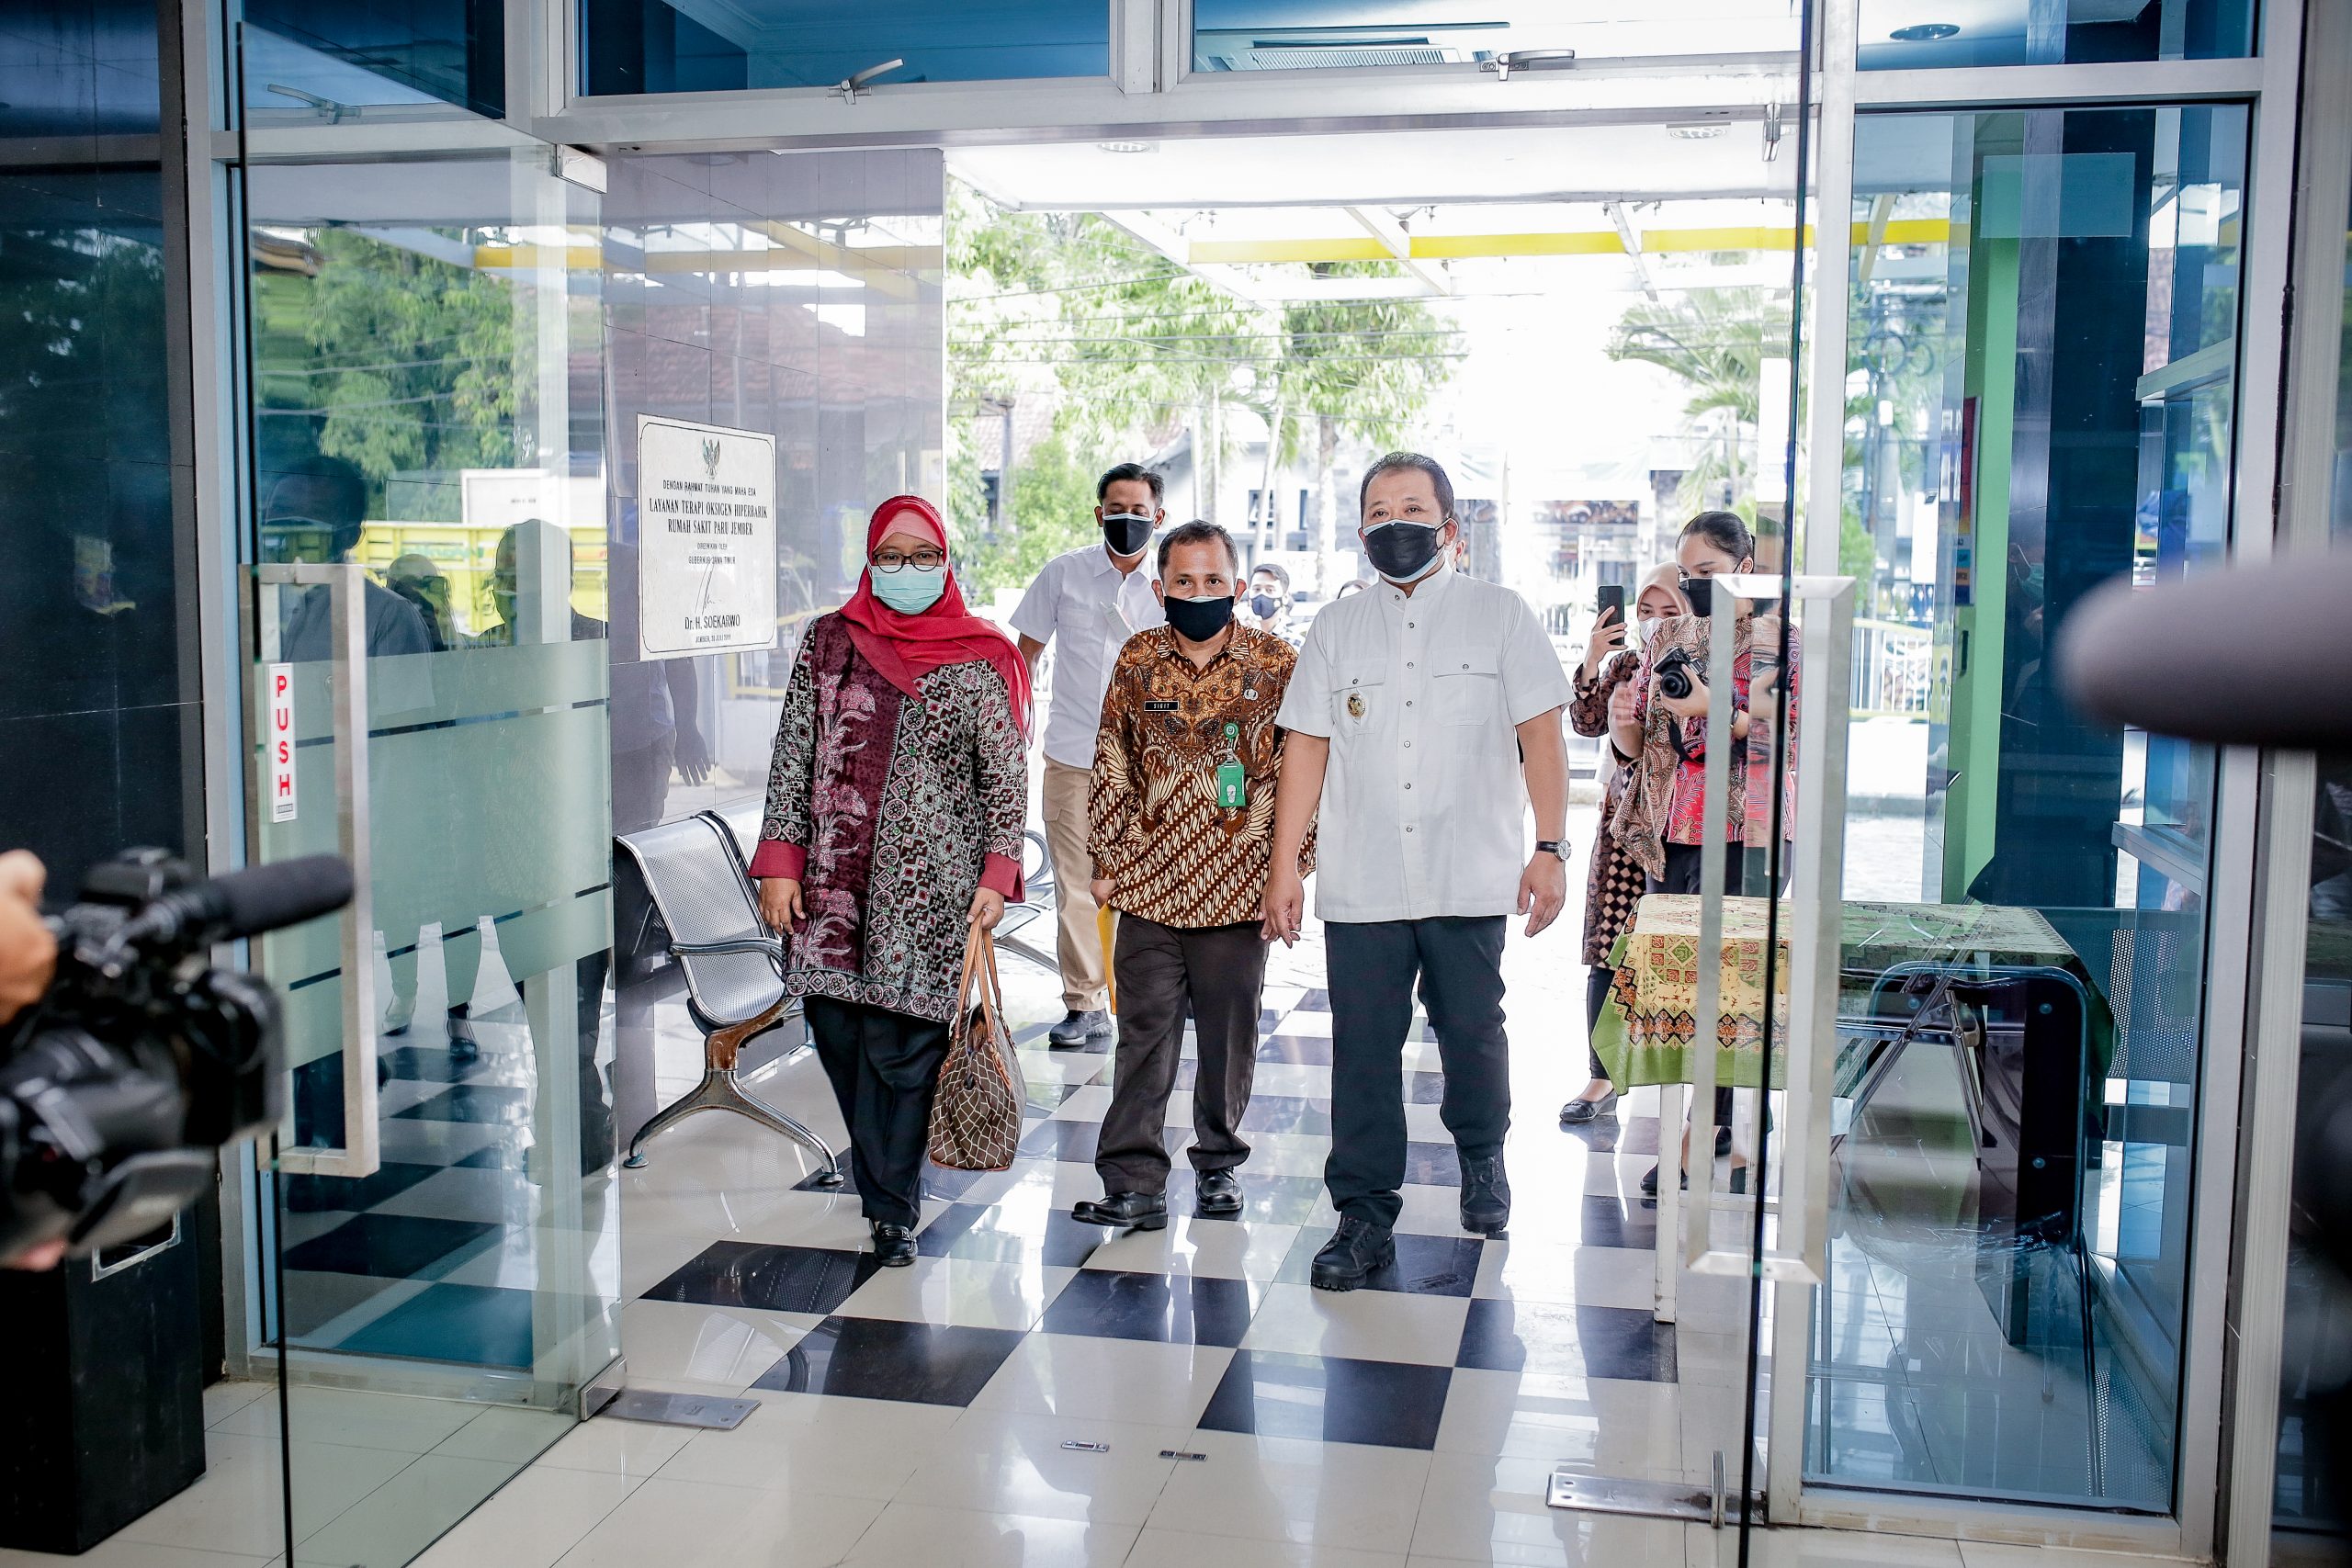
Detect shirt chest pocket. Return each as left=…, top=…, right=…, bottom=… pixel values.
left=1433, top=646, right=1502, bottom=727
left=1331, top=663, right=1384, bottom=734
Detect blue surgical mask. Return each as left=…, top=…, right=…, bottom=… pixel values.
left=873, top=562, right=946, bottom=614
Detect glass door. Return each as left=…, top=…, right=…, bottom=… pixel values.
left=238, top=141, right=621, bottom=1566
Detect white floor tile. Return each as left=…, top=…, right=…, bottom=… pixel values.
left=1720, top=1526, right=1964, bottom=1566
left=1239, top=1282, right=1470, bottom=1367
left=1434, top=1367, right=1684, bottom=1477
left=1127, top=1528, right=1405, bottom=1567
left=0, top=1544, right=274, bottom=1568
left=834, top=1256, right=1075, bottom=1330
left=1144, top=1432, right=1430, bottom=1553
left=293, top=1452, right=517, bottom=1568
left=1474, top=1241, right=1658, bottom=1312
left=200, top=1381, right=271, bottom=1430
left=548, top=1475, right=880, bottom=1568
left=429, top=1405, right=576, bottom=1465
left=972, top=1334, right=1235, bottom=1427
left=408, top=1463, right=641, bottom=1568
left=836, top=1502, right=1137, bottom=1566
left=208, top=1385, right=481, bottom=1454
left=1412, top=1450, right=1690, bottom=1565
left=111, top=1433, right=413, bottom=1558
left=656, top=1390, right=962, bottom=1500
left=898, top=1409, right=1189, bottom=1524
left=617, top=1299, right=818, bottom=1393
left=1080, top=1217, right=1304, bottom=1280
left=532, top=1411, right=697, bottom=1481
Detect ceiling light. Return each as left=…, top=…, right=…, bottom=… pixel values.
left=1888, top=22, right=1960, bottom=40
left=1097, top=140, right=1159, bottom=154
left=1668, top=123, right=1728, bottom=141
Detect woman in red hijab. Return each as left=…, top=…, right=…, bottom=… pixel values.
left=751, top=495, right=1030, bottom=1265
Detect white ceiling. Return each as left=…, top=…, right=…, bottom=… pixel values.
left=948, top=121, right=1797, bottom=213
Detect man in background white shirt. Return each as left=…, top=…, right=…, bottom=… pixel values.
left=1012, top=462, right=1168, bottom=1047
left=1264, top=451, right=1572, bottom=1291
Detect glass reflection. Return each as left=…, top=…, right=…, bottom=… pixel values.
left=1856, top=0, right=2254, bottom=70
left=1812, top=101, right=2249, bottom=1512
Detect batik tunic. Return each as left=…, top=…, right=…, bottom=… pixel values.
left=755, top=614, right=1028, bottom=1025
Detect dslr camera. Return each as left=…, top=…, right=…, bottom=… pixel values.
left=0, top=849, right=350, bottom=1261
left=1653, top=646, right=1703, bottom=704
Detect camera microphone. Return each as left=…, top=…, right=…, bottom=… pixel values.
left=110, top=854, right=355, bottom=956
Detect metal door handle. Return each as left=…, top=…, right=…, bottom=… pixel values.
left=1681, top=571, right=1853, bottom=1285
left=253, top=562, right=380, bottom=1179
left=1482, top=49, right=1577, bottom=78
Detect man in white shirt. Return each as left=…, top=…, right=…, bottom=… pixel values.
left=1012, top=462, right=1169, bottom=1046
left=1264, top=452, right=1572, bottom=1290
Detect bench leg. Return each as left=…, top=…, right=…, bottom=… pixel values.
left=622, top=1010, right=844, bottom=1186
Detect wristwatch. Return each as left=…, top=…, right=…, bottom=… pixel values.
left=1534, top=840, right=1569, bottom=862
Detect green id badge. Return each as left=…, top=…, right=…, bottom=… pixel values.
left=1215, top=760, right=1246, bottom=808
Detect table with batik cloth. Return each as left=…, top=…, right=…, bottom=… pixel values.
left=1591, top=895, right=2109, bottom=1089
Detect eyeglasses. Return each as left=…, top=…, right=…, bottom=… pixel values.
left=872, top=547, right=945, bottom=573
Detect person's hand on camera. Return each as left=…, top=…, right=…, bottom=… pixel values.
left=757, top=876, right=804, bottom=934
left=1658, top=677, right=1712, bottom=722
left=2, top=1238, right=68, bottom=1272
left=0, top=849, right=55, bottom=1027
left=1583, top=608, right=1626, bottom=677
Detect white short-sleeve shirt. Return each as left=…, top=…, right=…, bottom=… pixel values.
left=1275, top=562, right=1572, bottom=922
left=1010, top=544, right=1165, bottom=769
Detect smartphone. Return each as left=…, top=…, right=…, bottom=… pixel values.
left=1597, top=584, right=1626, bottom=626
left=1683, top=575, right=1715, bottom=617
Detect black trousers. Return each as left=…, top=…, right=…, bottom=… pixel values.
left=1649, top=842, right=1738, bottom=1130
left=804, top=996, right=951, bottom=1227
left=1096, top=917, right=1268, bottom=1194
left=1326, top=916, right=1510, bottom=1229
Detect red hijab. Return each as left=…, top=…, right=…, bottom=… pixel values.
left=836, top=495, right=1032, bottom=733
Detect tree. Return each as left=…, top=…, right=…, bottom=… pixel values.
left=944, top=180, right=1461, bottom=592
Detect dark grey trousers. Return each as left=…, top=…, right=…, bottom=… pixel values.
left=1095, top=916, right=1268, bottom=1195
left=1326, top=916, right=1510, bottom=1229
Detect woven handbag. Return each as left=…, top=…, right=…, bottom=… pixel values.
left=927, top=923, right=1026, bottom=1171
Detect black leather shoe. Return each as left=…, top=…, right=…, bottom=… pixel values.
left=1310, top=1216, right=1396, bottom=1292
left=1714, top=1124, right=1734, bottom=1158
left=871, top=1222, right=917, bottom=1267
left=1639, top=1164, right=1689, bottom=1197
left=1195, top=1169, right=1243, bottom=1216
left=1559, top=1090, right=1617, bottom=1125
left=1459, top=1155, right=1510, bottom=1236
left=1072, top=1190, right=1168, bottom=1230
left=446, top=1007, right=480, bottom=1064
left=1048, top=1009, right=1114, bottom=1048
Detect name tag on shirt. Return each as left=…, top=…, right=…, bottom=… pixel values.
left=1144, top=699, right=1180, bottom=713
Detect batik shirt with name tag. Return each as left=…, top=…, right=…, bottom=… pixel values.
left=1088, top=625, right=1317, bottom=929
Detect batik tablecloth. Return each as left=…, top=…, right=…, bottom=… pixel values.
left=1589, top=895, right=2090, bottom=1089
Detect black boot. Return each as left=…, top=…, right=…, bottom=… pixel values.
left=1310, top=1216, right=1396, bottom=1292
left=1459, top=1154, right=1510, bottom=1236
left=1071, top=1190, right=1168, bottom=1230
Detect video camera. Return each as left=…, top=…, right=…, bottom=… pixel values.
left=0, top=849, right=352, bottom=1260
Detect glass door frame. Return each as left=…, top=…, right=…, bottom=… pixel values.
left=2218, top=0, right=2352, bottom=1562
left=177, top=0, right=2317, bottom=1559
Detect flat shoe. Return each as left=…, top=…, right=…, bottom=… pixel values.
left=1559, top=1091, right=1617, bottom=1125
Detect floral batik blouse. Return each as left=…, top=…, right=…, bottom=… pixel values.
left=750, top=614, right=1028, bottom=1025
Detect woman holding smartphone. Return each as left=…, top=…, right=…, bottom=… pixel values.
left=1561, top=562, right=1689, bottom=1124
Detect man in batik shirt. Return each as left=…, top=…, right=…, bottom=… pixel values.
left=1074, top=521, right=1314, bottom=1230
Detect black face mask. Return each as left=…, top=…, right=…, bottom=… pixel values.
left=1163, top=592, right=1236, bottom=642
left=1362, top=521, right=1444, bottom=582
left=1249, top=592, right=1281, bottom=620
left=1102, top=513, right=1154, bottom=557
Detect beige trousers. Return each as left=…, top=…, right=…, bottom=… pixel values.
left=1041, top=758, right=1111, bottom=1012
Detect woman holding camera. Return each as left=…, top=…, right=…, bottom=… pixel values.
left=1608, top=511, right=1797, bottom=1190
left=1561, top=563, right=1689, bottom=1125
left=752, top=495, right=1031, bottom=1267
